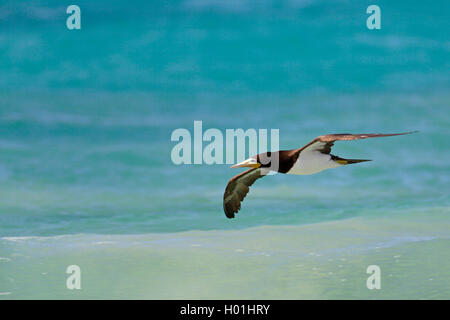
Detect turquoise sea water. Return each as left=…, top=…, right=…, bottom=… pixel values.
left=0, top=0, right=449, bottom=299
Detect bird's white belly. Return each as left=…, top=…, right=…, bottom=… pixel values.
left=287, top=151, right=341, bottom=175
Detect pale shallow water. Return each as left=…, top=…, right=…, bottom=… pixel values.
left=1, top=215, right=449, bottom=299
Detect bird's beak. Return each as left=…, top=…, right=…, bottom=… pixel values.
left=230, top=159, right=261, bottom=169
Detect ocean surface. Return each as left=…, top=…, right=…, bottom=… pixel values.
left=0, top=0, right=449, bottom=299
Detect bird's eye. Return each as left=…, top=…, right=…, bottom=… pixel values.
left=267, top=152, right=272, bottom=157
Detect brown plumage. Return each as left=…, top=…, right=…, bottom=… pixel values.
left=223, top=131, right=417, bottom=219
left=223, top=168, right=269, bottom=218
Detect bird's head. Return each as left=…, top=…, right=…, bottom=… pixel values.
left=230, top=152, right=277, bottom=169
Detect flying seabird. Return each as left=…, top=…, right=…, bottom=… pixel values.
left=223, top=132, right=416, bottom=218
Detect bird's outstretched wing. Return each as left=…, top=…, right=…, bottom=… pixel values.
left=223, top=167, right=269, bottom=219
left=295, top=132, right=417, bottom=155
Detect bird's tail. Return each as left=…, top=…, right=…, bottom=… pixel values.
left=331, top=155, right=371, bottom=165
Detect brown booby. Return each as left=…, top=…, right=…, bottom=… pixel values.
left=223, top=132, right=416, bottom=219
